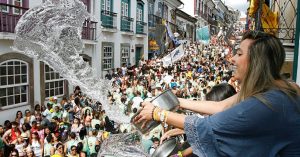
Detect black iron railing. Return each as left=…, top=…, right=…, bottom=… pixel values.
left=253, top=0, right=297, bottom=42
left=0, top=3, right=28, bottom=33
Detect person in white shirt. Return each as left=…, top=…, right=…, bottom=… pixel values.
left=43, top=103, right=52, bottom=120
left=132, top=91, right=143, bottom=111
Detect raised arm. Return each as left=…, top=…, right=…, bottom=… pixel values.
left=179, top=93, right=238, bottom=114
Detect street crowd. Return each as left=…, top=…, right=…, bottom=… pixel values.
left=0, top=36, right=240, bottom=157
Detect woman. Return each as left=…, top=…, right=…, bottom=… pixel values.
left=43, top=135, right=54, bottom=157
left=76, top=142, right=86, bottom=157
left=135, top=31, right=300, bottom=156
left=83, top=109, right=93, bottom=127
left=34, top=104, right=41, bottom=115
left=9, top=149, right=19, bottom=157
left=30, top=132, right=42, bottom=157
left=53, top=143, right=64, bottom=157
left=14, top=135, right=27, bottom=157
left=15, top=111, right=23, bottom=127
left=21, top=110, right=35, bottom=125
left=77, top=127, right=89, bottom=156
left=71, top=118, right=83, bottom=136
left=25, top=148, right=35, bottom=157
left=67, top=145, right=79, bottom=157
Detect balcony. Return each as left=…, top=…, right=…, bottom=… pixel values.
left=82, top=20, right=97, bottom=40
left=136, top=21, right=147, bottom=35
left=0, top=3, right=28, bottom=34
left=121, top=16, right=134, bottom=32
left=101, top=10, right=117, bottom=29
left=0, top=3, right=96, bottom=40
left=148, top=14, right=162, bottom=28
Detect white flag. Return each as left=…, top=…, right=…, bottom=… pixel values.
left=170, top=44, right=184, bottom=62
left=162, top=53, right=172, bottom=67
left=162, top=44, right=185, bottom=67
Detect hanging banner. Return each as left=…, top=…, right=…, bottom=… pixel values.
left=162, top=44, right=185, bottom=67
left=196, top=26, right=210, bottom=45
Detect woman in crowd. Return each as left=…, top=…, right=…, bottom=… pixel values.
left=14, top=135, right=27, bottom=157
left=135, top=31, right=300, bottom=156
left=30, top=132, right=42, bottom=157
left=25, top=148, right=35, bottom=157
left=53, top=143, right=64, bottom=157
left=67, top=145, right=79, bottom=157
left=9, top=149, right=19, bottom=157
left=77, top=127, right=89, bottom=156
left=71, top=118, right=83, bottom=136
left=43, top=135, right=54, bottom=157
left=15, top=111, right=23, bottom=127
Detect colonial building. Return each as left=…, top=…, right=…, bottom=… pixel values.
left=0, top=0, right=148, bottom=124
left=147, top=0, right=183, bottom=58
left=175, top=9, right=197, bottom=41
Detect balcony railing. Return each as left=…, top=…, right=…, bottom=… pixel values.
left=148, top=14, right=162, bottom=28
left=101, top=10, right=117, bottom=29
left=0, top=3, right=96, bottom=40
left=121, top=16, right=133, bottom=32
left=82, top=20, right=97, bottom=40
left=136, top=21, right=147, bottom=34
left=0, top=3, right=28, bottom=33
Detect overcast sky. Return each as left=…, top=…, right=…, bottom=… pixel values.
left=181, top=0, right=248, bottom=18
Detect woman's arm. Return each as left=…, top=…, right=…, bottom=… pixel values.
left=179, top=93, right=238, bottom=114
left=134, top=102, right=186, bottom=129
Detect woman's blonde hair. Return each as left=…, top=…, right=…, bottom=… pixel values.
left=238, top=31, right=298, bottom=109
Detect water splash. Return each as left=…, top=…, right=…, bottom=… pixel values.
left=12, top=0, right=132, bottom=125
left=99, top=132, right=149, bottom=157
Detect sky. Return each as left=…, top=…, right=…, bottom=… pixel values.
left=180, top=0, right=248, bottom=18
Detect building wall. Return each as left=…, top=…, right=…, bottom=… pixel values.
left=98, top=0, right=148, bottom=76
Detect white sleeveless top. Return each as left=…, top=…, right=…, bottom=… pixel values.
left=31, top=140, right=42, bottom=157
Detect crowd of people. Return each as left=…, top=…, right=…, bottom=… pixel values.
left=3, top=30, right=296, bottom=157
left=135, top=31, right=300, bottom=156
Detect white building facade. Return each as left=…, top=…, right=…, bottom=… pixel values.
left=0, top=0, right=148, bottom=124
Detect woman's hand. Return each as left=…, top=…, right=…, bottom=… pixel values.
left=160, top=128, right=185, bottom=144
left=132, top=101, right=155, bottom=126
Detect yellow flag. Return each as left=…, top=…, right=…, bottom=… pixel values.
left=261, top=4, right=278, bottom=35
left=249, top=0, right=259, bottom=18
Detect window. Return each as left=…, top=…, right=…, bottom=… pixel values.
left=44, top=64, right=64, bottom=98
left=102, top=0, right=111, bottom=11
left=121, top=1, right=129, bottom=16
left=13, top=0, right=22, bottom=15
left=121, top=45, right=130, bottom=66
left=0, top=0, right=8, bottom=13
left=163, top=5, right=168, bottom=20
left=103, top=45, right=113, bottom=70
left=0, top=60, right=28, bottom=107
left=137, top=8, right=142, bottom=21
left=158, top=2, right=162, bottom=17
left=148, top=1, right=154, bottom=15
